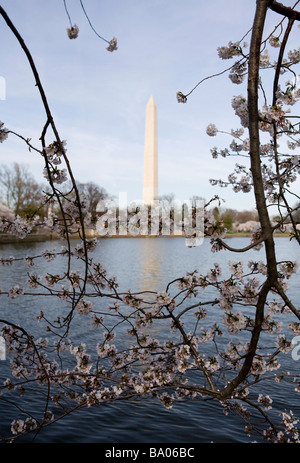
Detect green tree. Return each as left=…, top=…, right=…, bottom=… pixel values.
left=222, top=213, right=233, bottom=231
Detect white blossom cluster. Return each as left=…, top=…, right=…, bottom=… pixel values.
left=67, top=25, right=79, bottom=39
left=0, top=121, right=8, bottom=143
left=217, top=41, right=245, bottom=60
left=107, top=37, right=118, bottom=52
left=0, top=215, right=39, bottom=239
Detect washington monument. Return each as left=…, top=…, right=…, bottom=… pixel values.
left=142, top=96, right=158, bottom=204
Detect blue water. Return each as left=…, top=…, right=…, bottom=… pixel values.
left=0, top=236, right=299, bottom=443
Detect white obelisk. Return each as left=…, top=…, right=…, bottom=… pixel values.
left=142, top=96, right=158, bottom=205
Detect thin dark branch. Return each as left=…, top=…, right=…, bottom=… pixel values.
left=63, top=0, right=73, bottom=28
left=79, top=0, right=110, bottom=44
left=272, top=17, right=295, bottom=106
left=0, top=5, right=89, bottom=294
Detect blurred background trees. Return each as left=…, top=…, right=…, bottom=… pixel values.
left=0, top=163, right=44, bottom=217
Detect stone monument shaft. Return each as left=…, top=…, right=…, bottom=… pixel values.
left=142, top=96, right=158, bottom=204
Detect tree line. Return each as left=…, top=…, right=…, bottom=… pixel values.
left=0, top=162, right=110, bottom=218
left=2, top=164, right=298, bottom=232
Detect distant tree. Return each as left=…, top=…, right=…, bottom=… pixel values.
left=159, top=193, right=175, bottom=203
left=0, top=163, right=44, bottom=217
left=189, top=195, right=205, bottom=206
left=221, top=208, right=238, bottom=222
left=212, top=206, right=220, bottom=220
left=222, top=213, right=233, bottom=231
left=235, top=209, right=259, bottom=224
left=0, top=202, right=14, bottom=220
left=77, top=181, right=109, bottom=216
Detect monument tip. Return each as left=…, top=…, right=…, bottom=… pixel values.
left=148, top=95, right=156, bottom=105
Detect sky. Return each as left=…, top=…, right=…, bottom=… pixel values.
left=0, top=0, right=299, bottom=212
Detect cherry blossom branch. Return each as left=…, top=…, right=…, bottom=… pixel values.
left=217, top=0, right=275, bottom=400
left=63, top=0, right=73, bottom=28
left=268, top=0, right=300, bottom=20
left=79, top=0, right=110, bottom=44
left=273, top=281, right=300, bottom=319
left=272, top=17, right=295, bottom=106
left=0, top=6, right=90, bottom=298
left=0, top=8, right=81, bottom=253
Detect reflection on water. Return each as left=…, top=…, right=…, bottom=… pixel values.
left=137, top=238, right=162, bottom=291
left=0, top=236, right=299, bottom=443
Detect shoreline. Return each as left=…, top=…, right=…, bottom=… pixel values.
left=0, top=231, right=291, bottom=244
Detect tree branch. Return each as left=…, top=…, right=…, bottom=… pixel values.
left=268, top=0, right=300, bottom=20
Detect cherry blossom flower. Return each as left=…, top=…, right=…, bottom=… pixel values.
left=97, top=343, right=117, bottom=358
left=280, top=410, right=299, bottom=435
left=158, top=392, right=174, bottom=409
left=231, top=128, right=244, bottom=138
left=25, top=256, right=34, bottom=267
left=27, top=274, right=41, bottom=288
left=106, top=37, right=117, bottom=52
left=76, top=299, right=93, bottom=315
left=288, top=322, right=300, bottom=335
left=206, top=123, right=218, bottom=136
left=229, top=261, right=244, bottom=279
left=276, top=335, right=292, bottom=353
left=43, top=166, right=68, bottom=184
left=269, top=36, right=281, bottom=48
left=67, top=25, right=79, bottom=39
left=278, top=261, right=298, bottom=279
left=45, top=140, right=66, bottom=160
left=176, top=92, right=187, bottom=103
left=229, top=61, right=247, bottom=84
left=223, top=310, right=247, bottom=334
left=9, top=285, right=24, bottom=299
left=11, top=419, right=25, bottom=435
left=42, top=249, right=56, bottom=262
left=210, top=147, right=218, bottom=159
left=0, top=256, right=14, bottom=266
left=288, top=48, right=300, bottom=64
left=0, top=121, right=8, bottom=143
left=231, top=95, right=249, bottom=127
left=251, top=357, right=267, bottom=376
left=259, top=50, right=270, bottom=68
left=217, top=41, right=241, bottom=59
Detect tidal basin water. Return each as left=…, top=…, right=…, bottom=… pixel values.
left=0, top=236, right=299, bottom=443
